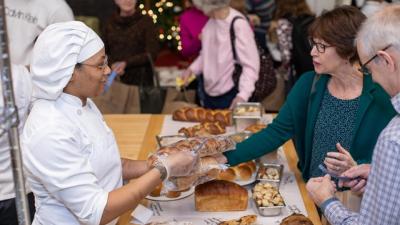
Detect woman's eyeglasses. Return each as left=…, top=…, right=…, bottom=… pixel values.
left=358, top=45, right=392, bottom=74
left=309, top=39, right=333, bottom=53
left=77, top=55, right=108, bottom=71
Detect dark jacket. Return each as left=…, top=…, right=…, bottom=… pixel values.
left=103, top=11, right=159, bottom=86
left=224, top=71, right=396, bottom=181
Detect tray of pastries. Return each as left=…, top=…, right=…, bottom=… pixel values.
left=252, top=183, right=285, bottom=216
left=256, top=164, right=283, bottom=188
left=233, top=103, right=263, bottom=118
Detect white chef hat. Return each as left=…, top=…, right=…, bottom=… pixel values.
left=30, top=21, right=104, bottom=100
left=192, top=0, right=231, bottom=15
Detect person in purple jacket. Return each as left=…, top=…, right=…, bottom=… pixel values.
left=179, top=0, right=209, bottom=60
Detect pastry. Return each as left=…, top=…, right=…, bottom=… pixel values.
left=218, top=168, right=236, bottom=181
left=195, top=180, right=248, bottom=212
left=218, top=215, right=257, bottom=225
left=244, top=124, right=267, bottom=133
left=233, top=165, right=252, bottom=181
left=252, top=183, right=284, bottom=207
left=280, top=213, right=314, bottom=225
left=150, top=184, right=163, bottom=197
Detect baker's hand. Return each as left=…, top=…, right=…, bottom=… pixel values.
left=159, top=151, right=199, bottom=177
left=229, top=96, right=245, bottom=110
left=324, top=143, right=356, bottom=176
left=339, top=164, right=370, bottom=196
left=306, top=174, right=336, bottom=206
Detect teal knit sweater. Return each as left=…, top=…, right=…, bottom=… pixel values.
left=224, top=71, right=396, bottom=181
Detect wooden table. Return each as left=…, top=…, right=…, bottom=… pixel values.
left=104, top=114, right=322, bottom=225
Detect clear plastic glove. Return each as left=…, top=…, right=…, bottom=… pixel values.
left=324, top=143, right=357, bottom=176
left=159, top=150, right=199, bottom=177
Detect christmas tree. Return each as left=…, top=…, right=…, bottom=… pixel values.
left=139, top=0, right=184, bottom=51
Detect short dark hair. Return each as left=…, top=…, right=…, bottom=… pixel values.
left=309, top=5, right=366, bottom=63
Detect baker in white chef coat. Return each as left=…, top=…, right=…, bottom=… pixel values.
left=21, top=21, right=197, bottom=225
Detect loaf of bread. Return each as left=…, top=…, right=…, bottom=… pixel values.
left=178, top=121, right=226, bottom=137
left=173, top=107, right=232, bottom=126
left=280, top=213, right=314, bottom=225
left=218, top=215, right=257, bottom=225
left=195, top=180, right=248, bottom=212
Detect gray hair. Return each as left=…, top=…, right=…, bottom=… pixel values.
left=192, top=0, right=231, bottom=14
left=357, top=5, right=400, bottom=58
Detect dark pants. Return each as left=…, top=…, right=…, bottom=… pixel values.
left=0, top=193, right=35, bottom=225
left=197, top=75, right=238, bottom=109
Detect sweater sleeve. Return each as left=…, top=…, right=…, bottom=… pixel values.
left=224, top=71, right=315, bottom=165
left=180, top=16, right=202, bottom=58
left=234, top=19, right=260, bottom=101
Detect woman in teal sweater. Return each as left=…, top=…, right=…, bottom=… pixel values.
left=222, top=6, right=396, bottom=182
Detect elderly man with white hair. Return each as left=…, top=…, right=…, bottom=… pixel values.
left=21, top=21, right=198, bottom=225
left=306, top=5, right=400, bottom=225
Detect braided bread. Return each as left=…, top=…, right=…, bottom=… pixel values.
left=173, top=107, right=232, bottom=126
left=178, top=121, right=226, bottom=137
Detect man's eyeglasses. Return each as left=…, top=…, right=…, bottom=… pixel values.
left=77, top=55, right=108, bottom=71
left=309, top=39, right=332, bottom=53
left=358, top=45, right=392, bottom=74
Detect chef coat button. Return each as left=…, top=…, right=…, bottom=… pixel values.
left=77, top=109, right=82, bottom=115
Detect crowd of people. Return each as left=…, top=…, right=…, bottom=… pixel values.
left=1, top=0, right=400, bottom=225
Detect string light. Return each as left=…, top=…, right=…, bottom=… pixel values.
left=158, top=7, right=163, bottom=13
left=141, top=10, right=147, bottom=15
left=167, top=35, right=172, bottom=40
left=159, top=34, right=165, bottom=40
left=139, top=4, right=144, bottom=9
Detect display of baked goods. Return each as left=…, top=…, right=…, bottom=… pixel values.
left=280, top=213, right=314, bottom=225
left=218, top=215, right=257, bottom=225
left=217, top=161, right=257, bottom=182
left=172, top=107, right=232, bottom=126
left=258, top=166, right=280, bottom=180
left=234, top=106, right=261, bottom=116
left=195, top=180, right=248, bottom=212
left=253, top=183, right=284, bottom=207
left=178, top=121, right=226, bottom=137
left=244, top=124, right=267, bottom=133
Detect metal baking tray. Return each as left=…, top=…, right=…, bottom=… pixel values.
left=254, top=200, right=286, bottom=216
left=256, top=163, right=284, bottom=188
left=233, top=102, right=263, bottom=119
left=155, top=134, right=187, bottom=148
left=252, top=183, right=286, bottom=216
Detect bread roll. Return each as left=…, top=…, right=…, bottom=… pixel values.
left=233, top=165, right=252, bottom=181
left=150, top=184, right=163, bottom=197
left=218, top=168, right=236, bottom=181
left=195, top=180, right=248, bottom=212
left=280, top=213, right=314, bottom=225
left=218, top=215, right=257, bottom=225
left=244, top=124, right=267, bottom=133
left=166, top=191, right=181, bottom=198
